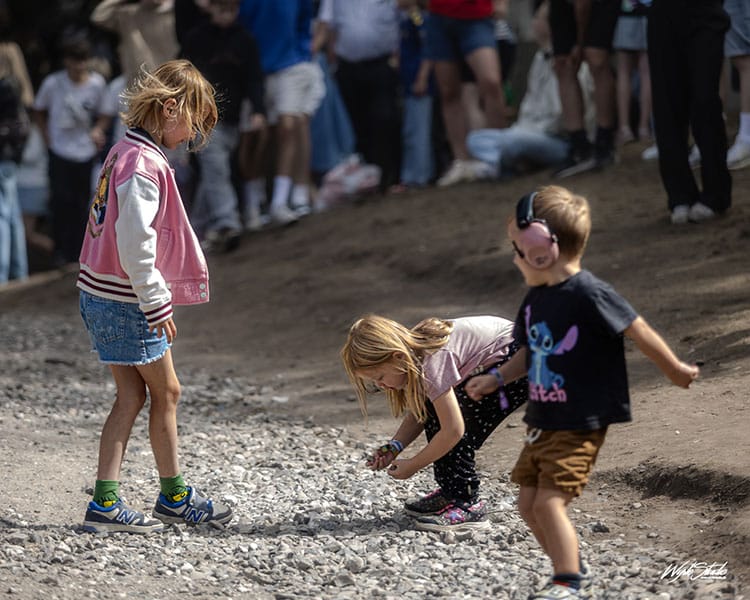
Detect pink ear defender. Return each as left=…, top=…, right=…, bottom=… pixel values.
left=514, top=192, right=559, bottom=269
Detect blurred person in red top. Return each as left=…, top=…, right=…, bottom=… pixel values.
left=400, top=0, right=507, bottom=186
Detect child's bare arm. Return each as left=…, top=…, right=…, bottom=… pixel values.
left=387, top=389, right=464, bottom=479
left=624, top=316, right=699, bottom=388
left=465, top=347, right=528, bottom=400
left=366, top=413, right=423, bottom=470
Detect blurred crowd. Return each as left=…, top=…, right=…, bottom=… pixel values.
left=0, top=0, right=746, bottom=285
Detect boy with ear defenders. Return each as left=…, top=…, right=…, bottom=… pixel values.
left=465, top=185, right=699, bottom=599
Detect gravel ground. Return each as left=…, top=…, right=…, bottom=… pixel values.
left=0, top=314, right=743, bottom=600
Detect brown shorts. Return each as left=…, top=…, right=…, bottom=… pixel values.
left=510, top=428, right=608, bottom=497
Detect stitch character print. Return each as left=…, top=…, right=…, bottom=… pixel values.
left=525, top=305, right=578, bottom=403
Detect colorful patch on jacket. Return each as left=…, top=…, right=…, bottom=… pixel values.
left=87, top=152, right=117, bottom=238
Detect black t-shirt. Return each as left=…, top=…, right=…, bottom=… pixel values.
left=512, top=270, right=638, bottom=430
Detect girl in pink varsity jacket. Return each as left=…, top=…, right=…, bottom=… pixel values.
left=78, top=60, right=233, bottom=533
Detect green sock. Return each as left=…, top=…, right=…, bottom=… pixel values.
left=160, top=474, right=188, bottom=503
left=93, top=480, right=119, bottom=508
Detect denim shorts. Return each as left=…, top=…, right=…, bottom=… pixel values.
left=725, top=0, right=750, bottom=57
left=424, top=14, right=496, bottom=62
left=79, top=290, right=170, bottom=365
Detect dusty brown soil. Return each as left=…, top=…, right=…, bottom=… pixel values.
left=2, top=140, right=749, bottom=591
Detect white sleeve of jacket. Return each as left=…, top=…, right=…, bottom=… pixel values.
left=115, top=172, right=173, bottom=325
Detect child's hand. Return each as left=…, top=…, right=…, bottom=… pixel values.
left=465, top=374, right=499, bottom=401
left=387, top=458, right=417, bottom=480
left=150, top=318, right=177, bottom=344
left=365, top=442, right=400, bottom=470
left=670, top=362, right=700, bottom=388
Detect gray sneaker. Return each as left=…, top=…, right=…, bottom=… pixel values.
left=83, top=499, right=164, bottom=534
left=152, top=486, right=233, bottom=528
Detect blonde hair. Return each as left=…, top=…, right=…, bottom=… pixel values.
left=531, top=185, right=591, bottom=258
left=121, top=59, right=218, bottom=151
left=0, top=42, right=34, bottom=106
left=340, top=315, right=454, bottom=423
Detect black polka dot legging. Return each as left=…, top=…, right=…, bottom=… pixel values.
left=424, top=349, right=528, bottom=503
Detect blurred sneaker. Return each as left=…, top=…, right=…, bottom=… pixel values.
left=529, top=582, right=585, bottom=599
left=727, top=139, right=750, bottom=170
left=670, top=205, right=690, bottom=225
left=290, top=201, right=312, bottom=217
left=415, top=499, right=490, bottom=532
left=579, top=561, right=593, bottom=596
left=436, top=159, right=491, bottom=187
left=688, top=202, right=716, bottom=222
left=153, top=486, right=233, bottom=528
left=617, top=127, right=635, bottom=146
left=404, top=488, right=452, bottom=517
left=553, top=146, right=596, bottom=179
left=641, top=144, right=659, bottom=161
left=245, top=212, right=270, bottom=232
left=201, top=227, right=241, bottom=253
left=83, top=499, right=164, bottom=534
left=688, top=144, right=701, bottom=169
left=269, top=205, right=299, bottom=226
left=472, top=160, right=497, bottom=180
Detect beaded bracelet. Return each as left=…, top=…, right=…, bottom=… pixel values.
left=489, top=367, right=510, bottom=411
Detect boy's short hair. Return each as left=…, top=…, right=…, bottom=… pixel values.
left=533, top=185, right=591, bottom=258
left=61, top=36, right=91, bottom=61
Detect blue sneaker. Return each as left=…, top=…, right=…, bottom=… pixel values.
left=152, top=486, right=233, bottom=528
left=83, top=499, right=165, bottom=534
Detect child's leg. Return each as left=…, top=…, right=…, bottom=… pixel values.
left=530, top=487, right=579, bottom=575
left=427, top=369, right=526, bottom=501
left=517, top=485, right=548, bottom=553
left=97, top=364, right=148, bottom=481
left=135, top=348, right=181, bottom=478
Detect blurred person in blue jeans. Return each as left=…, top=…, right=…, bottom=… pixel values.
left=395, top=1, right=435, bottom=190
left=467, top=0, right=594, bottom=180
left=0, top=34, right=33, bottom=284
left=0, top=158, right=27, bottom=283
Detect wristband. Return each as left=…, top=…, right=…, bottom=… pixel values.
left=488, top=367, right=504, bottom=387
left=388, top=439, right=404, bottom=453
left=489, top=367, right=510, bottom=411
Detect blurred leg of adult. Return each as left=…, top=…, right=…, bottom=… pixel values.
left=401, top=94, right=434, bottom=186
left=688, top=1, right=731, bottom=214
left=467, top=127, right=569, bottom=176
left=48, top=152, right=92, bottom=265
left=648, top=0, right=699, bottom=212
left=337, top=56, right=400, bottom=192
left=465, top=45, right=506, bottom=129
left=192, top=123, right=242, bottom=238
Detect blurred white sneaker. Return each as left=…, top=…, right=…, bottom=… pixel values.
left=688, top=202, right=716, bottom=222
left=641, top=144, right=658, bottom=161
left=471, top=160, right=496, bottom=180
left=670, top=205, right=690, bottom=225
left=437, top=160, right=470, bottom=187
left=727, top=139, right=750, bottom=170
left=269, top=205, right=299, bottom=226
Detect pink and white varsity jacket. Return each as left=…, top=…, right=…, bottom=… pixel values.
left=78, top=129, right=209, bottom=326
